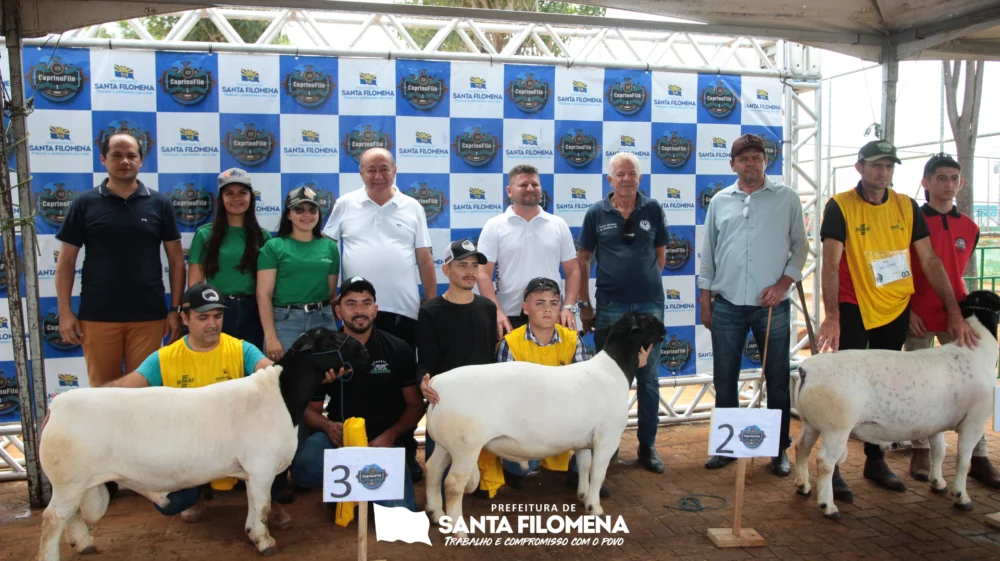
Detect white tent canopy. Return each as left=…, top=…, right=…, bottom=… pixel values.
left=16, top=0, right=1000, bottom=61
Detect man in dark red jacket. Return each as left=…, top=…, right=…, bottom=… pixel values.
left=905, top=153, right=1000, bottom=487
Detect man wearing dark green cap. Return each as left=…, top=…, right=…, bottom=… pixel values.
left=816, top=139, right=977, bottom=500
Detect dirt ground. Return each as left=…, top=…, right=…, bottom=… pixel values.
left=6, top=420, right=1000, bottom=561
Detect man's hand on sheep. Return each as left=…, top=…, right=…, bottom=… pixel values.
left=326, top=421, right=344, bottom=447
left=947, top=310, right=980, bottom=348
left=420, top=373, right=439, bottom=405
left=638, top=344, right=652, bottom=368
left=816, top=317, right=840, bottom=353
left=909, top=312, right=928, bottom=338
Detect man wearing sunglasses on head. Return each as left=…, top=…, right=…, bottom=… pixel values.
left=577, top=151, right=669, bottom=474
left=698, top=133, right=808, bottom=476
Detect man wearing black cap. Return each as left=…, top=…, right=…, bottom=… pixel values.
left=699, top=134, right=807, bottom=476
left=101, top=282, right=296, bottom=526
left=289, top=276, right=423, bottom=511
left=417, top=239, right=498, bottom=496
left=816, top=140, right=978, bottom=498
left=903, top=154, right=1000, bottom=486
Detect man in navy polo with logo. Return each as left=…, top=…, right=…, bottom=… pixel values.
left=698, top=134, right=808, bottom=476
left=290, top=276, right=422, bottom=511
left=55, top=132, right=185, bottom=389
left=904, top=153, right=1000, bottom=487
left=577, top=151, right=669, bottom=474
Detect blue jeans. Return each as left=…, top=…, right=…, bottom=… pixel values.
left=223, top=297, right=265, bottom=350
left=290, top=431, right=416, bottom=511
left=710, top=295, right=791, bottom=451
left=273, top=306, right=336, bottom=351
left=594, top=296, right=664, bottom=447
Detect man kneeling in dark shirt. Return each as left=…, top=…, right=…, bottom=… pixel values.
left=290, top=276, right=424, bottom=511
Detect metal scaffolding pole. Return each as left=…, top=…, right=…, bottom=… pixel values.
left=881, top=43, right=899, bottom=143
left=2, top=0, right=50, bottom=508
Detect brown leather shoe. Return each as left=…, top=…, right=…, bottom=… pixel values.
left=970, top=456, right=1000, bottom=489
left=864, top=457, right=906, bottom=492
left=832, top=465, right=854, bottom=502
left=909, top=448, right=930, bottom=482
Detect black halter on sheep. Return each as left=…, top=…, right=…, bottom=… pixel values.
left=960, top=290, right=1000, bottom=339
left=597, top=311, right=668, bottom=388
left=276, top=327, right=370, bottom=427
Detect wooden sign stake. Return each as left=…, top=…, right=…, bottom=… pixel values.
left=707, top=458, right=766, bottom=547
left=358, top=501, right=368, bottom=561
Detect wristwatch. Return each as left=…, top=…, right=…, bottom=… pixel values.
left=562, top=304, right=579, bottom=314
left=577, top=301, right=592, bottom=310
left=173, top=305, right=184, bottom=314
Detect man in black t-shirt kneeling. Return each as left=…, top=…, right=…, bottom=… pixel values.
left=418, top=239, right=499, bottom=497
left=290, top=276, right=424, bottom=511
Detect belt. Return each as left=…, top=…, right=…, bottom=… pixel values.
left=287, top=301, right=330, bottom=312
left=224, top=294, right=254, bottom=301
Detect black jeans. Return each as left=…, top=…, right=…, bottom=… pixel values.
left=838, top=302, right=910, bottom=461
left=223, top=296, right=265, bottom=351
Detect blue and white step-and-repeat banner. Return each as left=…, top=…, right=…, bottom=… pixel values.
left=0, top=47, right=785, bottom=421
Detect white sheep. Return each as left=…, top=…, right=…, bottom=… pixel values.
left=35, top=328, right=368, bottom=561
left=793, top=290, right=1000, bottom=519
left=423, top=312, right=666, bottom=536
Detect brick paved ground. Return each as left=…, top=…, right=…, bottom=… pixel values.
left=5, top=419, right=1000, bottom=561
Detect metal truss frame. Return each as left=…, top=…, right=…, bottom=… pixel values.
left=1, top=6, right=823, bottom=474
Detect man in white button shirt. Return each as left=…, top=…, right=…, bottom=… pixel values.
left=322, top=147, right=437, bottom=482
left=477, top=164, right=581, bottom=337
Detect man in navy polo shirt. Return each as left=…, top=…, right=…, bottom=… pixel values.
left=55, top=132, right=185, bottom=388
left=577, top=151, right=669, bottom=474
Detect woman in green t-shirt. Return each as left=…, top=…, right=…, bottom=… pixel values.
left=188, top=169, right=271, bottom=349
left=257, top=186, right=340, bottom=360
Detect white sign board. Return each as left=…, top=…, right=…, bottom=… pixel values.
left=994, top=387, right=1000, bottom=432
left=323, top=448, right=405, bottom=503
left=707, top=408, right=782, bottom=458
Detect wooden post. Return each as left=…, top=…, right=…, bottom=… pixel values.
left=358, top=501, right=368, bottom=561
left=707, top=458, right=766, bottom=547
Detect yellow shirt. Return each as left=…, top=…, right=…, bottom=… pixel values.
left=159, top=333, right=246, bottom=389
left=833, top=188, right=915, bottom=329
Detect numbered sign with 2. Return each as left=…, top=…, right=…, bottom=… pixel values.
left=323, top=448, right=405, bottom=503
left=707, top=408, right=782, bottom=458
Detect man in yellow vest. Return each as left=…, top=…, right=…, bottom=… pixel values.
left=816, top=140, right=978, bottom=501
left=493, top=277, right=610, bottom=497
left=102, top=282, right=311, bottom=527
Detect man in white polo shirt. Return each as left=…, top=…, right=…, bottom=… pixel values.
left=322, top=147, right=436, bottom=482
left=323, top=147, right=437, bottom=346
left=477, top=164, right=581, bottom=336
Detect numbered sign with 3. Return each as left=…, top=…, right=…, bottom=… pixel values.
left=707, top=408, right=782, bottom=458
left=323, top=448, right=405, bottom=503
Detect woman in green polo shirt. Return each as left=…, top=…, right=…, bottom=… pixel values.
left=188, top=169, right=271, bottom=350
left=257, top=186, right=340, bottom=361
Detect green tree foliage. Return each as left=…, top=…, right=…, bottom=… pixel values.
left=400, top=0, right=605, bottom=55
left=97, top=16, right=289, bottom=45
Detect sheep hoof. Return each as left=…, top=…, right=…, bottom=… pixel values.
left=823, top=511, right=841, bottom=520
left=954, top=502, right=974, bottom=512
left=796, top=486, right=811, bottom=497
left=79, top=545, right=97, bottom=555
left=260, top=546, right=279, bottom=557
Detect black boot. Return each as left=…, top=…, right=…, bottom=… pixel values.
left=638, top=445, right=664, bottom=474
left=832, top=465, right=853, bottom=502
left=969, top=456, right=1000, bottom=489
left=770, top=450, right=791, bottom=477
left=864, top=457, right=906, bottom=492
left=406, top=446, right=424, bottom=484
left=705, top=455, right=736, bottom=470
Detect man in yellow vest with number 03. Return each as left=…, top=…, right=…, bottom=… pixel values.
left=816, top=140, right=979, bottom=502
